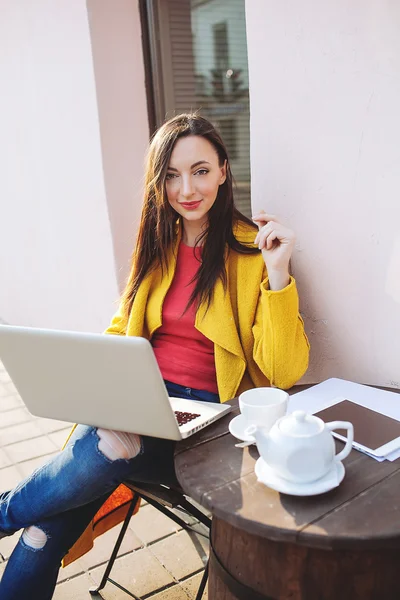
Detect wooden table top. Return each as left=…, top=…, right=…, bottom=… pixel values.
left=175, top=385, right=400, bottom=551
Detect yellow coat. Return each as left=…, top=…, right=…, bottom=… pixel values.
left=62, top=222, right=309, bottom=565
left=105, top=222, right=309, bottom=400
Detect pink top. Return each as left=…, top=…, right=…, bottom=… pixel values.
left=151, top=242, right=218, bottom=394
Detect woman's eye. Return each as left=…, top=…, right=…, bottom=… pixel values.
left=166, top=173, right=177, bottom=180
left=195, top=169, right=209, bottom=176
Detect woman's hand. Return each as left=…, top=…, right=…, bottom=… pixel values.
left=252, top=211, right=296, bottom=290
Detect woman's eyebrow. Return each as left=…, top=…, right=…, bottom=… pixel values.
left=167, top=160, right=211, bottom=172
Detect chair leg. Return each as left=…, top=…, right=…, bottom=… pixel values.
left=195, top=559, right=209, bottom=600
left=89, top=493, right=139, bottom=596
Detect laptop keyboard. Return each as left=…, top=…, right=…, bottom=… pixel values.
left=174, top=410, right=201, bottom=427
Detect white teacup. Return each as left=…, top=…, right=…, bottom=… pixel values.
left=239, top=387, right=288, bottom=432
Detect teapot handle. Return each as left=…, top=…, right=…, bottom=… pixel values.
left=326, top=421, right=354, bottom=462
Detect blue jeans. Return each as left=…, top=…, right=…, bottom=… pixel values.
left=0, top=381, right=219, bottom=600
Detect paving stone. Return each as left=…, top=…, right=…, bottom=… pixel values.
left=0, top=407, right=32, bottom=429
left=5, top=435, right=58, bottom=464
left=48, top=428, right=74, bottom=450
left=18, top=451, right=59, bottom=478
left=149, top=530, right=209, bottom=581
left=181, top=571, right=209, bottom=599
left=78, top=522, right=142, bottom=571
left=2, top=377, right=18, bottom=391
left=0, top=395, right=23, bottom=412
left=89, top=547, right=174, bottom=598
left=53, top=571, right=98, bottom=600
left=0, top=447, right=11, bottom=469
left=57, top=558, right=86, bottom=583
left=0, top=384, right=19, bottom=400
left=129, top=503, right=181, bottom=545
left=1, top=376, right=16, bottom=387
left=0, top=420, right=44, bottom=447
left=36, top=417, right=73, bottom=434
left=0, top=367, right=11, bottom=383
left=0, top=465, right=23, bottom=492
left=148, top=583, right=190, bottom=599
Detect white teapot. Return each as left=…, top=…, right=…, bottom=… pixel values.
left=246, top=410, right=354, bottom=484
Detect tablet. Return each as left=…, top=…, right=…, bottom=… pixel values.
left=314, top=399, right=400, bottom=458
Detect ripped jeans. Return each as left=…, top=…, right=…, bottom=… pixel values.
left=0, top=381, right=219, bottom=600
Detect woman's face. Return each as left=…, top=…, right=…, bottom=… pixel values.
left=165, top=135, right=226, bottom=228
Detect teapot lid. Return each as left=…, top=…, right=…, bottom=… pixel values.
left=279, top=410, right=323, bottom=437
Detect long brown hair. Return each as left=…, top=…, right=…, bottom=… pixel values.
left=120, top=113, right=259, bottom=319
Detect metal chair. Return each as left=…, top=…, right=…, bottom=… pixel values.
left=89, top=482, right=211, bottom=600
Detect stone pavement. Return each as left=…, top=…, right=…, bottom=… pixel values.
left=0, top=360, right=209, bottom=599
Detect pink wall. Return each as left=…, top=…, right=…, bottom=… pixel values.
left=0, top=0, right=149, bottom=331
left=87, top=0, right=150, bottom=291
left=246, top=0, right=400, bottom=387
left=0, top=0, right=118, bottom=332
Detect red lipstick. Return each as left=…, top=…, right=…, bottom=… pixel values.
left=180, top=200, right=202, bottom=210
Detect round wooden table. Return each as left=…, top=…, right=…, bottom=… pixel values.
left=175, top=386, right=400, bottom=600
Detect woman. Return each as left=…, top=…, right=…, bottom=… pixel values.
left=0, top=113, right=309, bottom=599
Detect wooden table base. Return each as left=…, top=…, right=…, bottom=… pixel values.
left=208, top=517, right=400, bottom=600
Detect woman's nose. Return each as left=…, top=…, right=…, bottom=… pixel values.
left=181, top=176, right=195, bottom=198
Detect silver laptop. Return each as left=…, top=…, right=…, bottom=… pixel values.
left=0, top=325, right=231, bottom=440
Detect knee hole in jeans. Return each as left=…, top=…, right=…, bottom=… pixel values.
left=97, top=429, right=141, bottom=461
left=22, top=525, right=47, bottom=549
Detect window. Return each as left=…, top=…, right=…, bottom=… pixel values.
left=143, top=0, right=251, bottom=217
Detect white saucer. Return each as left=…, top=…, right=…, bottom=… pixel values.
left=254, top=458, right=345, bottom=496
left=229, top=414, right=255, bottom=442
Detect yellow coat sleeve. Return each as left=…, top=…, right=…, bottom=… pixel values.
left=103, top=307, right=128, bottom=336
left=252, top=275, right=310, bottom=389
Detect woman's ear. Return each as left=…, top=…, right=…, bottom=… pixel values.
left=219, top=160, right=227, bottom=185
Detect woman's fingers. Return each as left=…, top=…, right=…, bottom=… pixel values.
left=252, top=212, right=280, bottom=229
left=253, top=212, right=296, bottom=274
left=255, top=222, right=276, bottom=249
left=258, top=230, right=276, bottom=251
left=265, top=231, right=278, bottom=251
left=256, top=222, right=294, bottom=251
